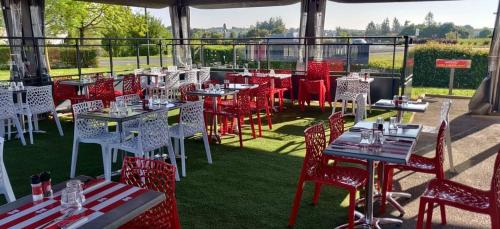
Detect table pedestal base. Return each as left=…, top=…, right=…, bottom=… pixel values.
left=335, top=211, right=402, bottom=229
left=356, top=191, right=412, bottom=216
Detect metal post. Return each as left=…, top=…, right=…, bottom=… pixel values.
left=145, top=8, right=150, bottom=66
left=346, top=37, right=351, bottom=72
left=448, top=68, right=455, bottom=95
left=159, top=41, right=163, bottom=68
left=201, top=43, right=205, bottom=67
left=266, top=38, right=270, bottom=69
left=400, top=36, right=410, bottom=96
left=108, top=39, right=114, bottom=75
left=136, top=42, right=140, bottom=69
left=232, top=42, right=237, bottom=69
left=75, top=38, right=82, bottom=80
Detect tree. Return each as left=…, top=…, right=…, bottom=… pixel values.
left=365, top=21, right=378, bottom=36
left=478, top=28, right=492, bottom=38
left=399, top=23, right=417, bottom=36
left=380, top=18, right=391, bottom=35
left=404, top=20, right=411, bottom=27
left=45, top=0, right=133, bottom=44
left=424, top=12, right=435, bottom=26
left=392, top=18, right=401, bottom=34
left=244, top=17, right=286, bottom=38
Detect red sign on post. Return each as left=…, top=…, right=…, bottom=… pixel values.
left=435, top=59, right=471, bottom=69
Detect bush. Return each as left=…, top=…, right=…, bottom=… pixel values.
left=48, top=47, right=100, bottom=69
left=413, top=43, right=488, bottom=89
left=0, top=47, right=11, bottom=70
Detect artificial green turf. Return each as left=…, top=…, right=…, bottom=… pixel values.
left=2, top=102, right=400, bottom=228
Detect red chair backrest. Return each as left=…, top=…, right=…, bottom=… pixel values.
left=179, top=83, right=198, bottom=102
left=434, top=121, right=448, bottom=180
left=249, top=76, right=271, bottom=86
left=122, top=74, right=136, bottom=95
left=235, top=89, right=252, bottom=115
left=306, top=61, right=329, bottom=81
left=225, top=72, right=239, bottom=83
left=120, top=156, right=180, bottom=228
left=53, top=80, right=77, bottom=104
left=89, top=78, right=114, bottom=96
left=491, top=149, right=500, bottom=219
left=328, top=112, right=344, bottom=144
left=301, top=122, right=327, bottom=180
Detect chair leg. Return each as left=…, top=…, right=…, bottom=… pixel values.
left=439, top=204, right=446, bottom=225
left=174, top=138, right=179, bottom=155
left=491, top=212, right=500, bottom=229
left=180, top=137, right=186, bottom=177
left=288, top=179, right=305, bottom=227
left=33, top=114, right=39, bottom=131
left=266, top=106, right=272, bottom=130
left=202, top=131, right=212, bottom=164
left=380, top=167, right=393, bottom=214
left=237, top=117, right=243, bottom=148
left=12, top=118, right=25, bottom=146
left=166, top=138, right=180, bottom=181
left=1, top=163, right=16, bottom=202
left=312, top=183, right=321, bottom=205
left=425, top=202, right=434, bottom=229
left=70, top=138, right=79, bottom=178
left=416, top=198, right=427, bottom=229
left=52, top=111, right=64, bottom=136
left=279, top=92, right=284, bottom=112
left=7, top=119, right=11, bottom=140
left=101, top=145, right=112, bottom=181
left=256, top=111, right=262, bottom=137
left=249, top=114, right=256, bottom=139
left=26, top=115, right=34, bottom=145
left=348, top=190, right=356, bottom=229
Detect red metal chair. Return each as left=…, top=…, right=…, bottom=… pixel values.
left=225, top=72, right=245, bottom=84
left=53, top=79, right=81, bottom=106
left=416, top=149, right=500, bottom=229
left=288, top=122, right=367, bottom=229
left=327, top=112, right=367, bottom=165
left=179, top=83, right=199, bottom=102
left=298, top=61, right=331, bottom=111
left=381, top=121, right=448, bottom=214
left=249, top=82, right=272, bottom=137
left=274, top=69, right=294, bottom=109
left=119, top=156, right=180, bottom=229
left=122, top=74, right=143, bottom=97
left=216, top=89, right=256, bottom=147
left=89, top=78, right=115, bottom=107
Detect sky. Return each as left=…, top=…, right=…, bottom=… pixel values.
left=144, top=0, right=498, bottom=30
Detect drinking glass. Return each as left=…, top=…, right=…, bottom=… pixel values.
left=215, top=84, right=221, bottom=92
left=223, top=79, right=230, bottom=89
left=389, top=117, right=398, bottom=132
left=66, top=180, right=85, bottom=203
left=372, top=130, right=384, bottom=145
left=60, top=187, right=82, bottom=214
left=208, top=84, right=214, bottom=92
left=360, top=130, right=373, bottom=145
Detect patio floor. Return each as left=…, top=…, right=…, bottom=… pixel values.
left=382, top=96, right=500, bottom=229
left=1, top=97, right=498, bottom=228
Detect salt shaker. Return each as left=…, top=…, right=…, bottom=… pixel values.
left=40, top=171, right=53, bottom=198
left=31, top=175, right=44, bottom=202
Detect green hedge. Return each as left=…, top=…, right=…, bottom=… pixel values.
left=0, top=47, right=100, bottom=70
left=48, top=47, right=99, bottom=69
left=413, top=43, right=488, bottom=89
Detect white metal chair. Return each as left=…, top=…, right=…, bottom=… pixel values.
left=0, top=90, right=26, bottom=145
left=333, top=78, right=359, bottom=116
left=150, top=67, right=162, bottom=74
left=17, top=86, right=63, bottom=144
left=184, top=70, right=198, bottom=84
left=70, top=100, right=120, bottom=181
left=167, top=66, right=178, bottom=71
left=198, top=67, right=211, bottom=84
left=108, top=109, right=180, bottom=180
left=358, top=80, right=371, bottom=113
left=165, top=71, right=181, bottom=98
left=169, top=101, right=212, bottom=177
left=354, top=94, right=366, bottom=124
left=422, top=99, right=455, bottom=171
left=0, top=137, right=15, bottom=202
left=115, top=94, right=141, bottom=104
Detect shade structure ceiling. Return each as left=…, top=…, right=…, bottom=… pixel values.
left=81, top=0, right=453, bottom=9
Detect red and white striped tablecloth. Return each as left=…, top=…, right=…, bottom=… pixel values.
left=0, top=180, right=148, bottom=229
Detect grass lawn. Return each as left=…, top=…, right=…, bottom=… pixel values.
left=410, top=87, right=475, bottom=99
left=1, top=102, right=403, bottom=228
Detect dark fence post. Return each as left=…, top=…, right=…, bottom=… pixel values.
left=346, top=37, right=351, bottom=72
left=201, top=41, right=205, bottom=67
left=75, top=38, right=82, bottom=80
left=232, top=40, right=237, bottom=69
left=136, top=41, right=140, bottom=69
left=159, top=40, right=163, bottom=68
left=400, top=36, right=410, bottom=96
left=108, top=38, right=114, bottom=75
left=266, top=38, right=270, bottom=69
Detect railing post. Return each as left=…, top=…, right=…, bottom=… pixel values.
left=108, top=38, right=114, bottom=75
left=136, top=41, right=140, bottom=69
left=201, top=42, right=205, bottom=67
left=266, top=38, right=270, bottom=69
left=400, top=36, right=410, bottom=96
left=346, top=37, right=351, bottom=72
left=232, top=40, right=237, bottom=69
left=75, top=38, right=82, bottom=80
left=159, top=40, right=163, bottom=68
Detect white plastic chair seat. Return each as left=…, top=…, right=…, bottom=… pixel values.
left=169, top=124, right=198, bottom=138
left=78, top=132, right=121, bottom=145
